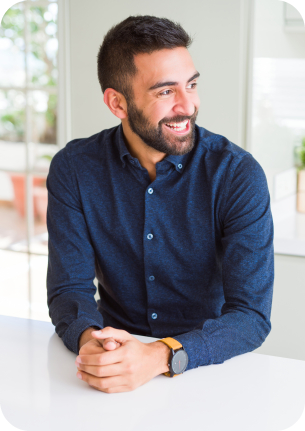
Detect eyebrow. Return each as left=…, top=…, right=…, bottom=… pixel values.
left=148, top=71, right=200, bottom=91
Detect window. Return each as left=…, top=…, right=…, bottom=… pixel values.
left=0, top=0, right=60, bottom=320
left=249, top=0, right=305, bottom=256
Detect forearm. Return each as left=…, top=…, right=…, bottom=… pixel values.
left=48, top=290, right=104, bottom=354
left=174, top=309, right=272, bottom=371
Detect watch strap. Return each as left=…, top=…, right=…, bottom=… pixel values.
left=158, top=337, right=183, bottom=350
left=159, top=337, right=183, bottom=377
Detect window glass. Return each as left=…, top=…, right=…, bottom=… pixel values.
left=0, top=2, right=25, bottom=87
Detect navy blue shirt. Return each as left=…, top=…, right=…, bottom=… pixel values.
left=46, top=124, right=274, bottom=371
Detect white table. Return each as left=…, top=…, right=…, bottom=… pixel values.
left=0, top=315, right=305, bottom=431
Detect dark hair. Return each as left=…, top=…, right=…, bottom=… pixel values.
left=97, top=15, right=192, bottom=101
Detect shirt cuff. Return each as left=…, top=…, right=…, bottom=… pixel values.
left=61, top=316, right=104, bottom=354
left=173, top=329, right=217, bottom=371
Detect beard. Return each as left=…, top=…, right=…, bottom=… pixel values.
left=126, top=98, right=198, bottom=156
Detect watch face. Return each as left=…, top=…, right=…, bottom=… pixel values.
left=172, top=349, right=188, bottom=374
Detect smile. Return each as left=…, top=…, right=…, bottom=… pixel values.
left=164, top=120, right=190, bottom=135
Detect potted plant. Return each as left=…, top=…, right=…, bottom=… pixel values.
left=10, top=174, right=46, bottom=219
left=10, top=154, right=53, bottom=222
left=295, top=137, right=305, bottom=213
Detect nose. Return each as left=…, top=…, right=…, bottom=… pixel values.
left=173, top=89, right=196, bottom=117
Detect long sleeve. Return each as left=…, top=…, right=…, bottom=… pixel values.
left=174, top=154, right=274, bottom=371
left=46, top=147, right=104, bottom=354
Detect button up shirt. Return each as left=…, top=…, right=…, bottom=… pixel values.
left=46, top=124, right=274, bottom=371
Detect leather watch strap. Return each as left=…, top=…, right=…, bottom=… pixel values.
left=159, top=337, right=183, bottom=377
left=159, top=337, right=183, bottom=350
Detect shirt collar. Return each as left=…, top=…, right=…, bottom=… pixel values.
left=115, top=123, right=196, bottom=174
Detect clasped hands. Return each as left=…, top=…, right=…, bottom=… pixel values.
left=75, top=327, right=170, bottom=393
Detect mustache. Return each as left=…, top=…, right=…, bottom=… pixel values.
left=160, top=107, right=198, bottom=125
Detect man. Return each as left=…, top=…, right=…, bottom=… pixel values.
left=47, top=15, right=274, bottom=394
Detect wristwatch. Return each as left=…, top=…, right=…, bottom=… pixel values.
left=159, top=337, right=188, bottom=377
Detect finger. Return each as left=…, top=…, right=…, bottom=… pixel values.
left=76, top=348, right=124, bottom=366
left=76, top=371, right=127, bottom=392
left=76, top=362, right=124, bottom=378
left=102, top=337, right=121, bottom=350
left=92, top=385, right=133, bottom=394
left=79, top=339, right=107, bottom=354
left=91, top=327, right=132, bottom=343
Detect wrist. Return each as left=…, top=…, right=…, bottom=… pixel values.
left=78, top=326, right=100, bottom=351
left=150, top=340, right=171, bottom=375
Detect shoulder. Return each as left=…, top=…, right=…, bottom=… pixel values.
left=49, top=126, right=119, bottom=190
left=57, top=125, right=119, bottom=161
left=52, top=126, right=118, bottom=168
left=196, top=125, right=264, bottom=176
left=196, top=124, right=248, bottom=160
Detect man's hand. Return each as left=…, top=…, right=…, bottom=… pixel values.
left=75, top=327, right=171, bottom=393
left=78, top=327, right=119, bottom=351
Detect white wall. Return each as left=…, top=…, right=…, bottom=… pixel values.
left=68, top=0, right=249, bottom=147
left=254, top=0, right=305, bottom=58
left=249, top=0, right=305, bottom=197
left=254, top=254, right=305, bottom=361
left=250, top=0, right=305, bottom=361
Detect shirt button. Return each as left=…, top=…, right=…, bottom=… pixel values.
left=149, top=275, right=155, bottom=281
left=148, top=188, right=154, bottom=194
left=178, top=163, right=183, bottom=169
left=130, top=160, right=135, bottom=164
left=147, top=233, right=153, bottom=240
left=151, top=313, right=158, bottom=320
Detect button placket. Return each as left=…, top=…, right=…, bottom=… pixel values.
left=144, top=180, right=160, bottom=333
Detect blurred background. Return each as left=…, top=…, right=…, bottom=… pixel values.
left=0, top=0, right=304, bottom=360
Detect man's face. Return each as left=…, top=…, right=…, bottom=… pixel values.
left=126, top=47, right=200, bottom=156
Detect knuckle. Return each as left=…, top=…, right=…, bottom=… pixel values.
left=97, top=367, right=104, bottom=377
left=125, top=362, right=134, bottom=374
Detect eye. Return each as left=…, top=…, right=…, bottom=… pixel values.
left=187, top=82, right=197, bottom=89
left=158, top=82, right=197, bottom=97
left=159, top=89, right=172, bottom=96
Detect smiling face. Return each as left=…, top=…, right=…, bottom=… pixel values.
left=125, top=47, right=200, bottom=156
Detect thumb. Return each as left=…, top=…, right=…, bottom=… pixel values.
left=100, top=337, right=121, bottom=350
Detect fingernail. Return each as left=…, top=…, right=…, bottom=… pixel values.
left=77, top=372, right=82, bottom=380
left=76, top=357, right=82, bottom=364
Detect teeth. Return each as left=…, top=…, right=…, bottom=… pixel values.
left=165, top=120, right=188, bottom=131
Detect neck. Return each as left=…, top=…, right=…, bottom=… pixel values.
left=121, top=119, right=166, bottom=182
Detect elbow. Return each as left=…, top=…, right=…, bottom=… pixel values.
left=256, top=316, right=272, bottom=347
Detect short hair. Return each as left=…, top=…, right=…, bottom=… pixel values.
left=97, top=15, right=192, bottom=101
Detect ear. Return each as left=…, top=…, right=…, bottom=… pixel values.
left=103, top=88, right=127, bottom=119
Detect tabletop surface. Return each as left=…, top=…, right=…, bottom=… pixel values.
left=1, top=315, right=305, bottom=431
